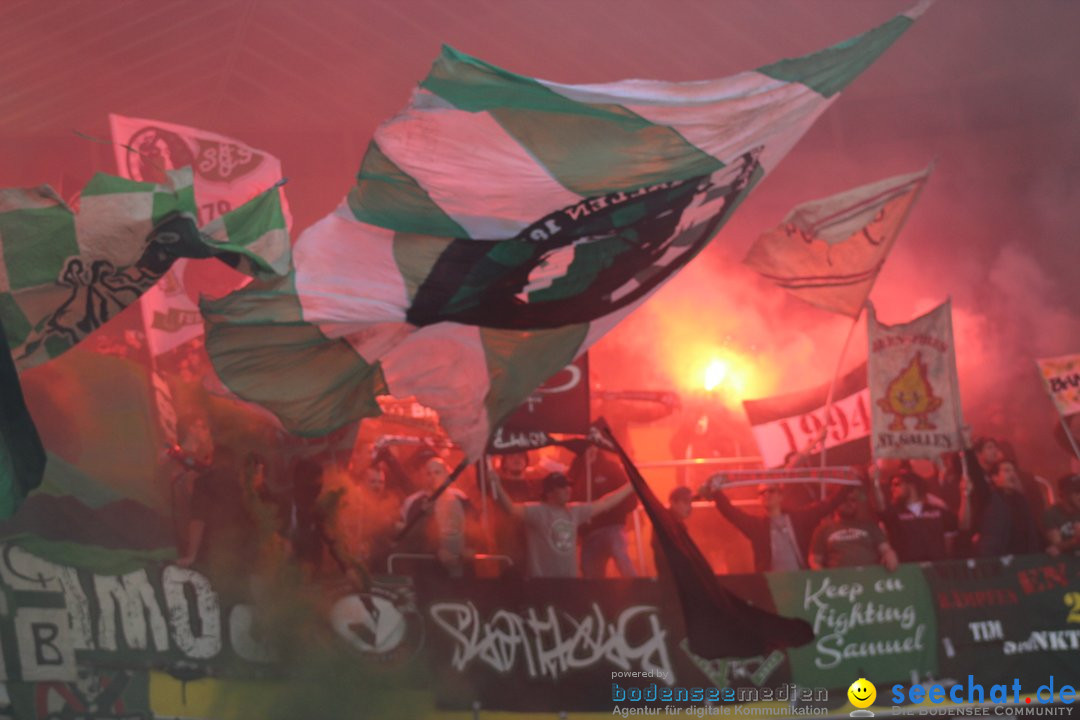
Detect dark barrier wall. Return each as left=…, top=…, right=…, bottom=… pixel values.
left=0, top=543, right=1076, bottom=713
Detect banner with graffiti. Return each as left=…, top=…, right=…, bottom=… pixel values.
left=867, top=300, right=963, bottom=459
left=414, top=573, right=795, bottom=712
left=0, top=542, right=1077, bottom=715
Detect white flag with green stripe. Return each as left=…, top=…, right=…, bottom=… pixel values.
left=110, top=114, right=295, bottom=357
left=203, top=2, right=930, bottom=458
left=0, top=168, right=289, bottom=369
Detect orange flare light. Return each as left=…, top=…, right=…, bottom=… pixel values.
left=704, top=359, right=728, bottom=391
left=681, top=349, right=769, bottom=408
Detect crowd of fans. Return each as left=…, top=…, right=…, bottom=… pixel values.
left=79, top=317, right=1080, bottom=586
left=703, top=436, right=1080, bottom=574
left=166, top=412, right=1080, bottom=590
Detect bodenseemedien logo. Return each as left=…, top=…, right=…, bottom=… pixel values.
left=848, top=678, right=877, bottom=717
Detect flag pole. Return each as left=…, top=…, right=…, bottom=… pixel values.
left=393, top=458, right=471, bottom=544
left=1056, top=413, right=1080, bottom=462
left=945, top=298, right=969, bottom=472
left=818, top=166, right=934, bottom=468
left=818, top=309, right=862, bottom=467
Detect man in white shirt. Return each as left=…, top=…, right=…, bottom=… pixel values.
left=490, top=470, right=634, bottom=578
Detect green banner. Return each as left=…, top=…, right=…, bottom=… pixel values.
left=767, top=564, right=937, bottom=688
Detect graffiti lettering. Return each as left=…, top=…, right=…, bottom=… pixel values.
left=162, top=567, right=221, bottom=660
left=94, top=571, right=169, bottom=652
left=678, top=638, right=784, bottom=689
left=429, top=602, right=672, bottom=682
left=489, top=428, right=552, bottom=451
left=14, top=607, right=74, bottom=680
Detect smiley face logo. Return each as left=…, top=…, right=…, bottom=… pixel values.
left=848, top=678, right=877, bottom=709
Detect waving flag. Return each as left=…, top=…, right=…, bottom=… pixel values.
left=868, top=299, right=963, bottom=459
left=1036, top=353, right=1080, bottom=417
left=204, top=3, right=930, bottom=458
left=0, top=169, right=289, bottom=370
left=0, top=349, right=176, bottom=567
left=109, top=116, right=293, bottom=444
left=602, top=423, right=813, bottom=657
left=745, top=166, right=931, bottom=316
left=109, top=114, right=294, bottom=357
left=743, top=363, right=871, bottom=467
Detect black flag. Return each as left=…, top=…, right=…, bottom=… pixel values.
left=597, top=419, right=813, bottom=658
left=0, top=324, right=45, bottom=517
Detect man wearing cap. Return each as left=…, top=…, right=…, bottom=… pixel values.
left=490, top=470, right=635, bottom=578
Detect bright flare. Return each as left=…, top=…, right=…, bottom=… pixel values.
left=704, top=359, right=728, bottom=391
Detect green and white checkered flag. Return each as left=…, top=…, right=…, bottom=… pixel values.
left=204, top=2, right=930, bottom=459
left=0, top=168, right=289, bottom=369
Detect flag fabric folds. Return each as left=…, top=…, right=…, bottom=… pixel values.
left=600, top=422, right=813, bottom=658
left=0, top=349, right=178, bottom=569
left=743, top=363, right=871, bottom=467
left=744, top=166, right=931, bottom=317
left=1035, top=353, right=1080, bottom=418
left=203, top=3, right=929, bottom=459
left=110, top=114, right=294, bottom=357
left=867, top=300, right=963, bottom=459
left=0, top=322, right=45, bottom=518
left=0, top=169, right=289, bottom=370
left=108, top=113, right=293, bottom=229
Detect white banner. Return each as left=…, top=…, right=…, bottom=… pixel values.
left=868, top=300, right=963, bottom=459
left=743, top=363, right=871, bottom=468
left=751, top=387, right=872, bottom=468
left=1035, top=353, right=1080, bottom=417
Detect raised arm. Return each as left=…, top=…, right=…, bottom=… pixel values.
left=702, top=480, right=758, bottom=538
left=807, top=486, right=850, bottom=525
left=587, top=482, right=635, bottom=517
left=867, top=465, right=888, bottom=515
left=488, top=474, right=525, bottom=521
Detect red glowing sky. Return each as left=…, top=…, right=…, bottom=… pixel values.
left=2, top=0, right=1078, bottom=477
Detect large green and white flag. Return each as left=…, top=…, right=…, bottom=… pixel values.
left=204, top=3, right=930, bottom=458
left=0, top=168, right=289, bottom=369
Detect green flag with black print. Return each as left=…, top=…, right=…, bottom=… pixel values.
left=0, top=167, right=289, bottom=370
left=204, top=2, right=932, bottom=459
